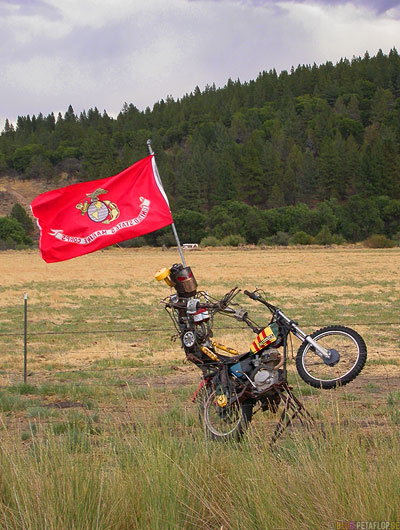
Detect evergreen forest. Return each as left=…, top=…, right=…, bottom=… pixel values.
left=1, top=48, right=400, bottom=247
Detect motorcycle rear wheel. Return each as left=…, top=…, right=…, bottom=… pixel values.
left=195, top=381, right=213, bottom=423
left=296, top=325, right=367, bottom=389
left=203, top=389, right=253, bottom=441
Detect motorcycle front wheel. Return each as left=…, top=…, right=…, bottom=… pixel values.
left=296, top=325, right=367, bottom=389
left=203, top=389, right=253, bottom=441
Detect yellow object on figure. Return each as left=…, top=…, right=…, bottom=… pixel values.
left=155, top=267, right=174, bottom=286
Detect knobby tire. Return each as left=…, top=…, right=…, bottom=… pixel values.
left=295, top=325, right=367, bottom=389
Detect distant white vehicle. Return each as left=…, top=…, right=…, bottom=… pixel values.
left=182, top=243, right=199, bottom=250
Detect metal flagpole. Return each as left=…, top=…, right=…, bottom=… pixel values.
left=146, top=139, right=187, bottom=267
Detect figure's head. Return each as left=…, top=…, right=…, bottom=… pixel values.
left=155, top=263, right=198, bottom=297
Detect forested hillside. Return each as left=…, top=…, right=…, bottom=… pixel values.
left=1, top=48, right=400, bottom=246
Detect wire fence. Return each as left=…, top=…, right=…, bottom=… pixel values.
left=0, top=294, right=399, bottom=384
left=0, top=321, right=399, bottom=338
left=1, top=350, right=399, bottom=377
left=0, top=328, right=398, bottom=383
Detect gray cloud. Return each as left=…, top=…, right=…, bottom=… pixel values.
left=303, top=0, right=400, bottom=14
left=0, top=0, right=61, bottom=19
left=189, top=0, right=400, bottom=15
left=294, top=0, right=400, bottom=15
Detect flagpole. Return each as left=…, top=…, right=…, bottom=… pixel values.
left=146, top=139, right=187, bottom=267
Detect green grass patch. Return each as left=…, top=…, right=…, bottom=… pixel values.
left=53, top=370, right=103, bottom=381
left=0, top=391, right=28, bottom=412
left=27, top=406, right=58, bottom=419
left=365, top=382, right=380, bottom=393
left=368, top=358, right=399, bottom=366
left=6, top=383, right=39, bottom=395
left=341, top=393, right=358, bottom=402
left=93, top=358, right=147, bottom=368
left=34, top=382, right=115, bottom=404
left=125, top=386, right=151, bottom=400
left=390, top=410, right=400, bottom=425
left=387, top=391, right=400, bottom=407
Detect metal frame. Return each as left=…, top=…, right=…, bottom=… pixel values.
left=270, top=381, right=315, bottom=446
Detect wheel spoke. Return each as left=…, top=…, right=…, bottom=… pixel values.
left=303, top=332, right=360, bottom=382
left=204, top=389, right=245, bottom=439
left=296, top=326, right=367, bottom=389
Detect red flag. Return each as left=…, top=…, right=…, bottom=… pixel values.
left=31, top=155, right=173, bottom=263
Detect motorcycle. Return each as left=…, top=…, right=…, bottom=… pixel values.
left=156, top=263, right=367, bottom=441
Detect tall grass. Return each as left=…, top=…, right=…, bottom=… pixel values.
left=0, top=413, right=398, bottom=529
left=0, top=248, right=399, bottom=528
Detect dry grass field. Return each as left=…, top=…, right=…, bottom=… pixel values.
left=1, top=245, right=399, bottom=365
left=0, top=246, right=399, bottom=529
left=0, top=244, right=398, bottom=427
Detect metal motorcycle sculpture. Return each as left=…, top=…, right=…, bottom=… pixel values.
left=156, top=263, right=367, bottom=442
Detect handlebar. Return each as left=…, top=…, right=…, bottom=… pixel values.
left=244, top=288, right=278, bottom=314
left=244, top=289, right=259, bottom=301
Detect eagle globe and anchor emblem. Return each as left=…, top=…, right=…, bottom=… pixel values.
left=76, top=188, right=120, bottom=224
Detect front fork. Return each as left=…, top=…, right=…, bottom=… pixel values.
left=276, top=310, right=331, bottom=360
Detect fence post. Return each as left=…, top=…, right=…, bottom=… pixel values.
left=23, top=293, right=27, bottom=383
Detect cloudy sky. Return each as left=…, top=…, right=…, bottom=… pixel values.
left=1, top=0, right=400, bottom=128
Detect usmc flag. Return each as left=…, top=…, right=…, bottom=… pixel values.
left=31, top=155, right=173, bottom=263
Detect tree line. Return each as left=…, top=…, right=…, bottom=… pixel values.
left=1, top=48, right=399, bottom=247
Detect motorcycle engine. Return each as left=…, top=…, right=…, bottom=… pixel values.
left=252, top=348, right=281, bottom=392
